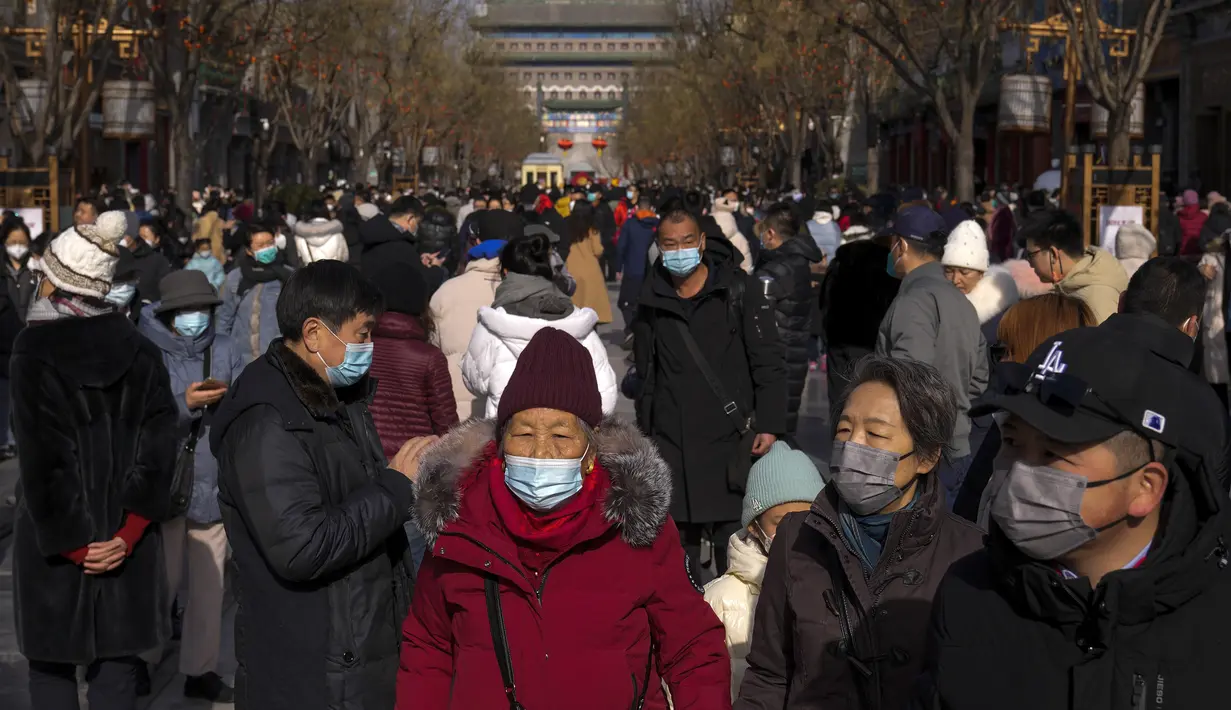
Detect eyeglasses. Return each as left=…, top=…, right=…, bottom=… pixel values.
left=1025, top=248, right=1046, bottom=260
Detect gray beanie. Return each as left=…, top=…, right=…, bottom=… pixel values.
left=741, top=441, right=825, bottom=528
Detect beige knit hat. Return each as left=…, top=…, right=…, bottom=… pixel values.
left=41, top=210, right=128, bottom=299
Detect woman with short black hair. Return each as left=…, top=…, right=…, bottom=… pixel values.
left=736, top=355, right=984, bottom=710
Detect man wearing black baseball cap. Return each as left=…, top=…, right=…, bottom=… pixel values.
left=915, top=326, right=1231, bottom=709
left=876, top=205, right=988, bottom=505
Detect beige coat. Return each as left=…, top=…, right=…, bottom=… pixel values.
left=566, top=230, right=613, bottom=323
left=1057, top=246, right=1129, bottom=324
left=703, top=531, right=766, bottom=701
left=192, top=210, right=226, bottom=262
left=429, top=257, right=502, bottom=420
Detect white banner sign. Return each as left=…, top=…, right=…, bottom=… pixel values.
left=1098, top=205, right=1144, bottom=258
left=2, top=207, right=45, bottom=239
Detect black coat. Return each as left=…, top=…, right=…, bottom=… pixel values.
left=10, top=313, right=179, bottom=663
left=337, top=204, right=365, bottom=267
left=737, top=475, right=983, bottom=710
left=360, top=215, right=445, bottom=296
left=915, top=444, right=1231, bottom=710
left=124, top=240, right=174, bottom=304
left=211, top=339, right=416, bottom=710
left=755, top=237, right=823, bottom=435
left=820, top=240, right=900, bottom=354
left=632, top=237, right=787, bottom=523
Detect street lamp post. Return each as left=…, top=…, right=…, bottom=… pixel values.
left=999, top=7, right=1135, bottom=205
left=1, top=13, right=157, bottom=193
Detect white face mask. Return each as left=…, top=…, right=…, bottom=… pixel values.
left=6, top=245, right=28, bottom=261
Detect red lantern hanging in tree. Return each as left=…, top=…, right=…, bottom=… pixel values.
left=591, top=137, right=608, bottom=157
left=558, top=138, right=574, bottom=151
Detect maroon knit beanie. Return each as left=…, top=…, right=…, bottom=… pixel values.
left=497, top=327, right=602, bottom=428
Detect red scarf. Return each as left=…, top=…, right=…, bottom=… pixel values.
left=487, top=452, right=608, bottom=572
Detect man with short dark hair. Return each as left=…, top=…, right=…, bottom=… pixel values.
left=1121, top=256, right=1206, bottom=339
left=218, top=218, right=294, bottom=364
left=74, top=196, right=105, bottom=227
left=213, top=260, right=433, bottom=710
left=916, top=326, right=1231, bottom=710
left=878, top=206, right=988, bottom=504
left=1023, top=209, right=1127, bottom=323
left=754, top=203, right=822, bottom=438
left=633, top=207, right=786, bottom=581
left=360, top=196, right=442, bottom=290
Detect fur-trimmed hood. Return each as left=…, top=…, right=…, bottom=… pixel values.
left=966, top=264, right=1020, bottom=324
left=413, top=416, right=671, bottom=548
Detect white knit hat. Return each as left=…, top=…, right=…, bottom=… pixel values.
left=941, top=220, right=989, bottom=272
left=41, top=210, right=128, bottom=299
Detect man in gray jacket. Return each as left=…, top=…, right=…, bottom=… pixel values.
left=877, top=205, right=989, bottom=505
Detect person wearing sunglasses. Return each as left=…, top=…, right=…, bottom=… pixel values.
left=737, top=356, right=983, bottom=710
left=916, top=326, right=1231, bottom=710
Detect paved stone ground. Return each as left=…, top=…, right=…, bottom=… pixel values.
left=0, top=285, right=834, bottom=709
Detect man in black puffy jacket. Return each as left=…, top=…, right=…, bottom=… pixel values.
left=753, top=203, right=822, bottom=438
left=212, top=261, right=433, bottom=710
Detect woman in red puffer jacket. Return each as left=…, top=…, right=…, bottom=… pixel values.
left=368, top=265, right=458, bottom=459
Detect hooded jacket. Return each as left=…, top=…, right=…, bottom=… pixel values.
left=736, top=475, right=983, bottom=710
left=294, top=218, right=349, bottom=264
left=1178, top=203, right=1208, bottom=255
left=806, top=210, right=842, bottom=263
left=369, top=311, right=457, bottom=458
left=396, top=417, right=732, bottom=710
left=360, top=214, right=444, bottom=294
left=211, top=339, right=415, bottom=710
left=705, top=531, right=769, bottom=700
left=1056, top=246, right=1129, bottom=325
left=429, top=257, right=501, bottom=420
left=1115, top=223, right=1157, bottom=280
left=10, top=312, right=179, bottom=663
left=124, top=239, right=174, bottom=304
left=754, top=236, right=824, bottom=435
left=138, top=305, right=246, bottom=524
left=462, top=300, right=618, bottom=419
left=876, top=261, right=989, bottom=461
left=965, top=264, right=1020, bottom=325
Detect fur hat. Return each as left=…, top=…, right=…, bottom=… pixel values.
left=941, top=220, right=990, bottom=272
left=41, top=211, right=128, bottom=299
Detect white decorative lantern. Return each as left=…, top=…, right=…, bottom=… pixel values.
left=1092, top=84, right=1145, bottom=139
left=998, top=74, right=1052, bottom=133
left=101, top=80, right=156, bottom=140
left=15, top=78, right=49, bottom=132
left=421, top=146, right=440, bottom=166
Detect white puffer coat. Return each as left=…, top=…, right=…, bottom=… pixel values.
left=703, top=530, right=768, bottom=700
left=965, top=263, right=1021, bottom=324
left=461, top=304, right=618, bottom=419
left=293, top=218, right=349, bottom=264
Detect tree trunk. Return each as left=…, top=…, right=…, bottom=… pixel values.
left=301, top=151, right=317, bottom=188
left=955, top=97, right=977, bottom=203
left=788, top=112, right=804, bottom=189
left=171, top=120, right=196, bottom=216
left=1106, top=102, right=1133, bottom=168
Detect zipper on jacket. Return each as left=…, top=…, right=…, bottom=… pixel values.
left=447, top=533, right=532, bottom=589
left=535, top=568, right=552, bottom=605
left=1131, top=673, right=1146, bottom=710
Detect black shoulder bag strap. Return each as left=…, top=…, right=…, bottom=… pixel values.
left=485, top=575, right=526, bottom=710
left=671, top=317, right=750, bottom=436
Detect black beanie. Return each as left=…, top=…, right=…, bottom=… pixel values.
left=369, top=263, right=428, bottom=317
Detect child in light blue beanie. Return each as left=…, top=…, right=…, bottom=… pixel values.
left=703, top=440, right=824, bottom=699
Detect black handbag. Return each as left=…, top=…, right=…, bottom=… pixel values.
left=169, top=345, right=211, bottom=518
left=485, top=575, right=655, bottom=710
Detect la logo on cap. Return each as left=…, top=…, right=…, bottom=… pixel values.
left=1034, top=341, right=1067, bottom=381
left=1143, top=410, right=1166, bottom=434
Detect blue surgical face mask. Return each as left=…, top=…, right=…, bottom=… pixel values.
left=504, top=445, right=589, bottom=511
left=174, top=310, right=210, bottom=338
left=253, top=246, right=278, bottom=265
left=316, top=322, right=374, bottom=387
left=626, top=190, right=635, bottom=200
left=886, top=241, right=901, bottom=278
left=104, top=281, right=136, bottom=307
left=662, top=247, right=701, bottom=276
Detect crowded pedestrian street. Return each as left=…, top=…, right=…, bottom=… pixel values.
left=4, top=0, right=1231, bottom=709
